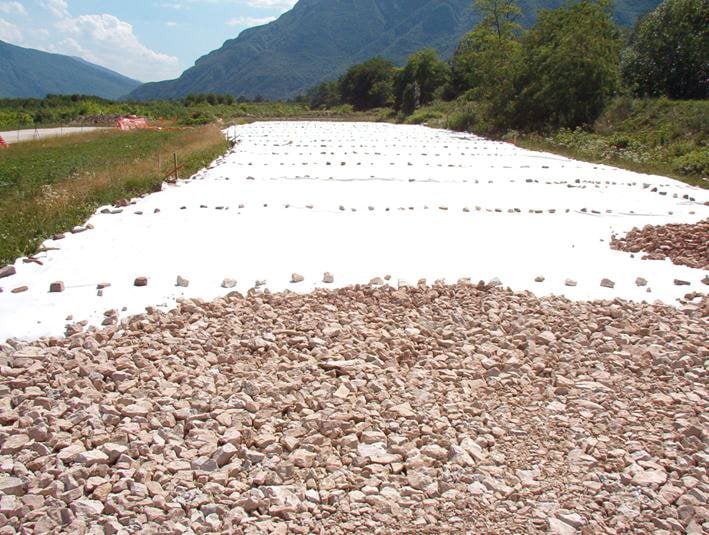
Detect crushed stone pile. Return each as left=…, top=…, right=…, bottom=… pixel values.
left=0, top=283, right=707, bottom=534
left=611, top=219, right=709, bottom=270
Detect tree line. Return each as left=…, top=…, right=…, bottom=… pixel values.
left=305, top=0, right=707, bottom=134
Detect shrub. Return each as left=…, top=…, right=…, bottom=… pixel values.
left=406, top=109, right=445, bottom=125
left=445, top=106, right=479, bottom=132
left=672, top=150, right=709, bottom=177
left=180, top=111, right=213, bottom=125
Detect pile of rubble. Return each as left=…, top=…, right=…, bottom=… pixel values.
left=0, top=283, right=706, bottom=533
left=611, top=219, right=709, bottom=269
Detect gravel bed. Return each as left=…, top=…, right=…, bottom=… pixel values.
left=0, top=283, right=707, bottom=534
left=611, top=219, right=709, bottom=270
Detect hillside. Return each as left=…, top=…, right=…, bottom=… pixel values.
left=129, top=0, right=660, bottom=101
left=0, top=40, right=140, bottom=99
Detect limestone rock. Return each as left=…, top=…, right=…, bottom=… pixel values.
left=0, top=266, right=16, bottom=279
left=75, top=450, right=110, bottom=466
left=0, top=477, right=26, bottom=496
left=49, top=281, right=65, bottom=293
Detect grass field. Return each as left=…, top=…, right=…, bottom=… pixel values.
left=0, top=125, right=228, bottom=266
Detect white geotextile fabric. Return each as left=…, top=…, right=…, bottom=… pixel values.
left=1, top=121, right=707, bottom=341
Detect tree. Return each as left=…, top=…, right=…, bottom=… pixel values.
left=338, top=57, right=395, bottom=110
left=449, top=0, right=523, bottom=128
left=621, top=0, right=708, bottom=99
left=400, top=82, right=421, bottom=115
left=514, top=0, right=622, bottom=130
left=451, top=0, right=522, bottom=95
left=393, top=49, right=450, bottom=112
left=308, top=80, right=342, bottom=109
left=473, top=0, right=521, bottom=39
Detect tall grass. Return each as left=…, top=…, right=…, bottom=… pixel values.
left=0, top=125, right=228, bottom=265
left=407, top=96, right=708, bottom=187
left=516, top=98, right=708, bottom=187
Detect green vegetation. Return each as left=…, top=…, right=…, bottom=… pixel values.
left=0, top=95, right=313, bottom=130
left=0, top=126, right=229, bottom=265
left=513, top=0, right=622, bottom=131
left=518, top=98, right=708, bottom=186
left=339, top=58, right=396, bottom=111
left=405, top=97, right=707, bottom=185
left=449, top=0, right=523, bottom=131
left=410, top=97, right=706, bottom=188
left=394, top=49, right=450, bottom=114
left=621, top=0, right=707, bottom=100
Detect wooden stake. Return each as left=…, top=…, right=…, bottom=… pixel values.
left=173, top=153, right=178, bottom=180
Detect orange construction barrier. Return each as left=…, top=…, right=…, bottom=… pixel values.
left=116, top=115, right=148, bottom=131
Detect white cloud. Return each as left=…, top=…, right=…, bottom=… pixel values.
left=186, top=0, right=296, bottom=9
left=0, top=1, right=26, bottom=16
left=241, top=0, right=295, bottom=7
left=226, top=15, right=275, bottom=27
left=42, top=0, right=69, bottom=18
left=165, top=21, right=178, bottom=27
left=49, top=13, right=179, bottom=81
left=0, top=17, right=21, bottom=42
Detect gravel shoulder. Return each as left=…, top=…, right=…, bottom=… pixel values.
left=0, top=282, right=706, bottom=533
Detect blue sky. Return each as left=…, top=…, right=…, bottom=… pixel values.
left=0, top=0, right=296, bottom=82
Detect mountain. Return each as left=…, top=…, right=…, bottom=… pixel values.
left=129, top=0, right=661, bottom=101
left=0, top=41, right=141, bottom=100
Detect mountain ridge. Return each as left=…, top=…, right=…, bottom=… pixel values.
left=0, top=40, right=140, bottom=100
